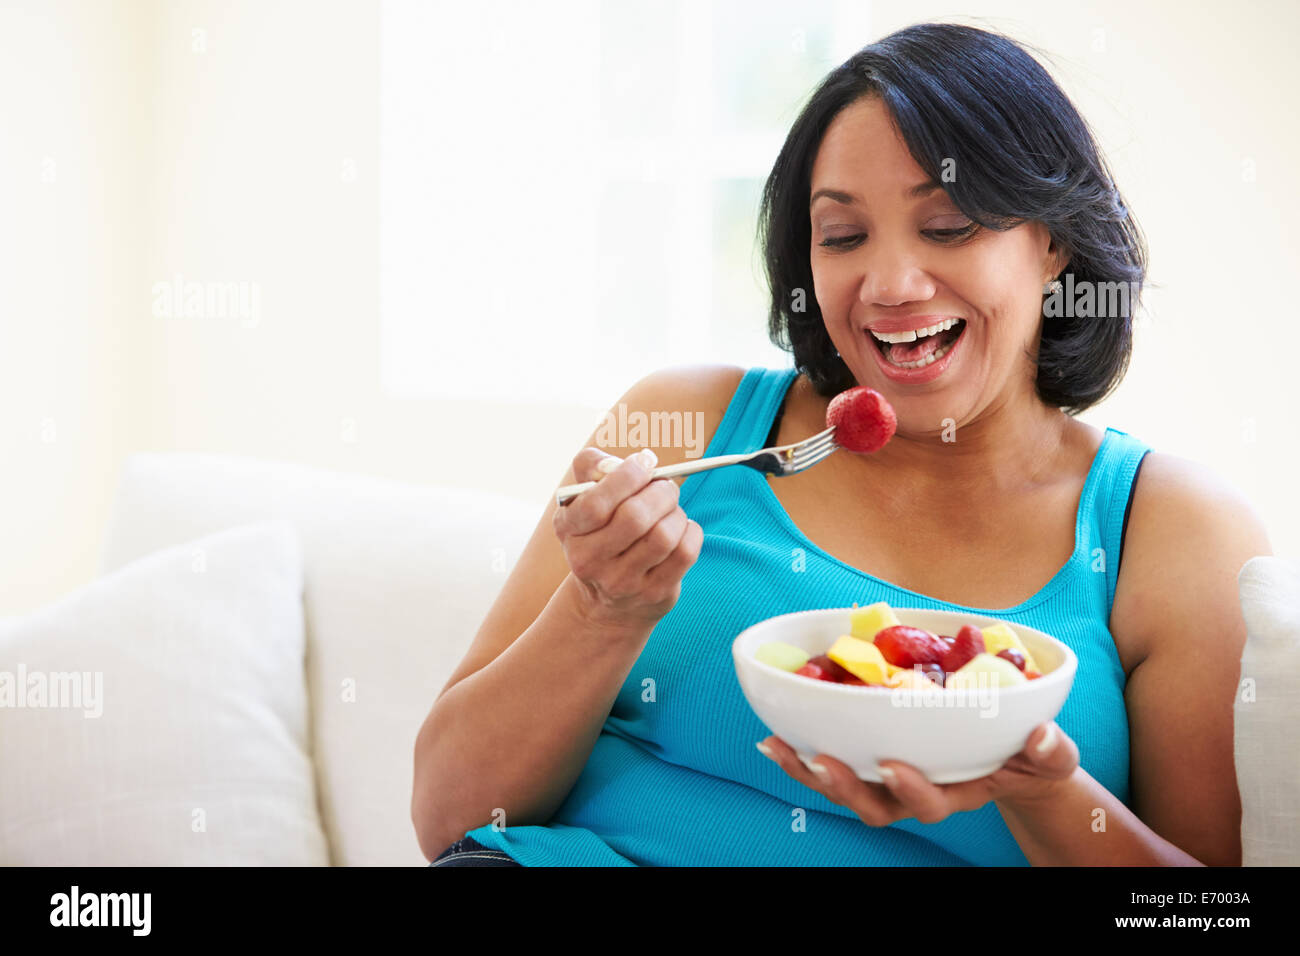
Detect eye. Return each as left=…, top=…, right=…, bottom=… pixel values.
left=816, top=222, right=979, bottom=251
left=818, top=234, right=864, bottom=250
left=924, top=222, right=978, bottom=242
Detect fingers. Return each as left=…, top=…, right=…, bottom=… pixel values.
left=759, top=737, right=1001, bottom=826
left=817, top=756, right=918, bottom=827
left=757, top=736, right=904, bottom=827
left=643, top=515, right=703, bottom=586
left=604, top=476, right=680, bottom=562
left=556, top=448, right=657, bottom=537
left=871, top=761, right=991, bottom=822
left=757, top=725, right=1082, bottom=832
left=1023, top=722, right=1079, bottom=780
left=617, top=502, right=688, bottom=568
left=559, top=447, right=691, bottom=572
left=554, top=446, right=705, bottom=628
left=572, top=446, right=639, bottom=484
left=756, top=736, right=830, bottom=795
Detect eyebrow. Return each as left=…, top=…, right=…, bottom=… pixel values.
left=809, top=179, right=943, bottom=208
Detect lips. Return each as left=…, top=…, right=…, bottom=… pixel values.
left=865, top=319, right=966, bottom=358
left=864, top=318, right=968, bottom=384
left=865, top=315, right=966, bottom=337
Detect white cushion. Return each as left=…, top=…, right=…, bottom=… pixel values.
left=1235, top=555, right=1300, bottom=866
left=98, top=453, right=539, bottom=865
left=0, top=521, right=329, bottom=866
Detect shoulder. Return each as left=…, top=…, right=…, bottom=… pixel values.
left=1127, top=451, right=1270, bottom=540
left=607, top=364, right=749, bottom=469
left=623, top=363, right=749, bottom=407
left=1111, top=449, right=1273, bottom=667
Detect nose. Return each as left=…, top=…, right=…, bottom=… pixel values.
left=858, top=245, right=937, bottom=307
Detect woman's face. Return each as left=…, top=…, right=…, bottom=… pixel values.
left=809, top=95, right=1067, bottom=434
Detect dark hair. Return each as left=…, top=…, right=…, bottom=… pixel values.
left=758, top=21, right=1148, bottom=414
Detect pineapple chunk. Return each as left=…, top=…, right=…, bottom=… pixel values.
left=849, top=602, right=901, bottom=642
left=980, top=623, right=1042, bottom=675
left=826, top=635, right=892, bottom=685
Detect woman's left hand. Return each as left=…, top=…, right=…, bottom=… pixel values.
left=757, top=722, right=1080, bottom=825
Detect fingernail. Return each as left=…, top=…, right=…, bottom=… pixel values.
left=1035, top=723, right=1058, bottom=755
left=636, top=448, right=658, bottom=470
left=876, top=765, right=897, bottom=784
left=809, top=762, right=830, bottom=779
left=755, top=741, right=774, bottom=758
left=595, top=456, right=620, bottom=476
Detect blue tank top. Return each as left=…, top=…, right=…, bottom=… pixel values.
left=464, top=366, right=1151, bottom=865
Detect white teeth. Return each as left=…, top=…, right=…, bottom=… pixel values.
left=870, top=317, right=961, bottom=344
left=881, top=329, right=962, bottom=369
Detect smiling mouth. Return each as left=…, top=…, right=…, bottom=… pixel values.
left=868, top=319, right=967, bottom=368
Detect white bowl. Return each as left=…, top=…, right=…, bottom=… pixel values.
left=732, top=607, right=1077, bottom=783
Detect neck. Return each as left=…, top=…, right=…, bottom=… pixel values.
left=834, top=388, right=1074, bottom=503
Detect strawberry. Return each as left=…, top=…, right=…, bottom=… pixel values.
left=826, top=386, right=897, bottom=454
left=941, top=624, right=986, bottom=673
left=873, top=625, right=949, bottom=668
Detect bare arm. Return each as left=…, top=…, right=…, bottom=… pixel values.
left=999, top=453, right=1273, bottom=865
left=412, top=571, right=658, bottom=859
left=410, top=365, right=743, bottom=859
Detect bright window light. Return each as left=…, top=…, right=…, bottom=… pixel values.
left=380, top=0, right=870, bottom=406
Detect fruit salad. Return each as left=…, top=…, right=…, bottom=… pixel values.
left=826, top=386, right=897, bottom=454
left=753, top=602, right=1044, bottom=690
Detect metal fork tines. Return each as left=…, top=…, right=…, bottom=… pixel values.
left=740, top=424, right=839, bottom=478
left=555, top=425, right=838, bottom=506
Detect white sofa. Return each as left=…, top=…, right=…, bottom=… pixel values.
left=8, top=452, right=1297, bottom=865
left=95, top=452, right=541, bottom=867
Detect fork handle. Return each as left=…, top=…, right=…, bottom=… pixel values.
left=555, top=452, right=754, bottom=506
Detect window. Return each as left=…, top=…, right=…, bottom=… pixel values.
left=380, top=0, right=870, bottom=405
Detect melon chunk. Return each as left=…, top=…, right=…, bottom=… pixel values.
left=755, top=641, right=811, bottom=673
left=849, top=602, right=901, bottom=642
left=827, top=635, right=891, bottom=685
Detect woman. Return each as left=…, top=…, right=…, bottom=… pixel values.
left=412, top=22, right=1270, bottom=866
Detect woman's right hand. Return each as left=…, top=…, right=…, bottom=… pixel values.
left=553, top=447, right=704, bottom=631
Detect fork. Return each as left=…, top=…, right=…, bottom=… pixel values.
left=555, top=425, right=839, bottom=506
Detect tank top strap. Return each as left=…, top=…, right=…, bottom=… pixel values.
left=703, top=366, right=800, bottom=457
left=1084, top=426, right=1154, bottom=610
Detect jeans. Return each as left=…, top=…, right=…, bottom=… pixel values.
left=427, top=835, right=523, bottom=867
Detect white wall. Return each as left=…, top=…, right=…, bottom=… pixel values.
left=883, top=3, right=1300, bottom=559
left=1, top=0, right=1296, bottom=617
left=0, top=0, right=150, bottom=614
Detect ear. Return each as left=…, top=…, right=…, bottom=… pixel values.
left=1043, top=236, right=1071, bottom=284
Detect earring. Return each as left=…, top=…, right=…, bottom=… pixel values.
left=1043, top=279, right=1063, bottom=295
